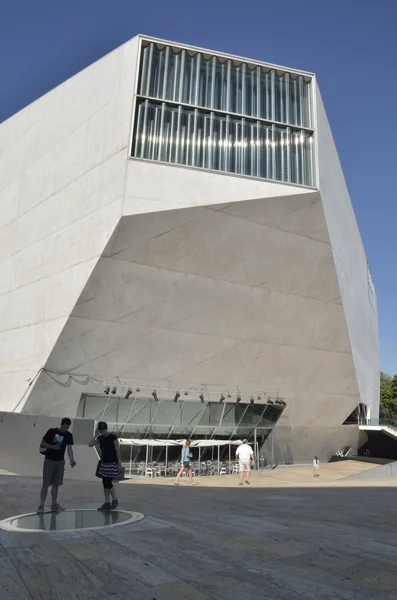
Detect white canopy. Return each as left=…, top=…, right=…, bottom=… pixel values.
left=119, top=438, right=243, bottom=447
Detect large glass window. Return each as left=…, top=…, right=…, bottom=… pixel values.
left=138, top=43, right=313, bottom=128
left=132, top=41, right=315, bottom=187
left=77, top=395, right=285, bottom=439
left=133, top=99, right=314, bottom=186
left=78, top=394, right=286, bottom=474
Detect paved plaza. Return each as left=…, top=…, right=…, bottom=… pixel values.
left=0, top=463, right=397, bottom=599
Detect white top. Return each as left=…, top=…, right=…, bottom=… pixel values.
left=313, top=458, right=319, bottom=467
left=236, top=444, right=253, bottom=460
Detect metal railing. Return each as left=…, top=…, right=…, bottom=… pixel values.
left=367, top=418, right=397, bottom=430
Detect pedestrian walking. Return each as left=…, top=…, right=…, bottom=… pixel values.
left=37, top=417, right=76, bottom=513
left=313, top=456, right=320, bottom=478
left=174, top=440, right=196, bottom=485
left=89, top=421, right=123, bottom=511
left=236, top=439, right=254, bottom=485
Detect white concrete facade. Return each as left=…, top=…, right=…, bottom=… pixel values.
left=0, top=35, right=379, bottom=461
left=0, top=37, right=139, bottom=410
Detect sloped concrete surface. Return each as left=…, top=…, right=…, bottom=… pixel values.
left=24, top=194, right=362, bottom=433
left=126, top=460, right=383, bottom=488
left=345, top=461, right=397, bottom=479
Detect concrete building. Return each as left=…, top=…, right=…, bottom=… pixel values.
left=0, top=35, right=379, bottom=464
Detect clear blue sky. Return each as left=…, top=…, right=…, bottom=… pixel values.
left=1, top=0, right=396, bottom=374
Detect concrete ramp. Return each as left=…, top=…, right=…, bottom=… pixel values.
left=345, top=461, right=397, bottom=479
left=359, top=424, right=397, bottom=440
left=0, top=412, right=98, bottom=481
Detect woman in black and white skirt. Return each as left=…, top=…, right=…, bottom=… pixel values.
left=89, top=421, right=122, bottom=511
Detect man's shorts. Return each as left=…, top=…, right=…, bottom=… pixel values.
left=43, top=459, right=65, bottom=487
left=239, top=459, right=251, bottom=473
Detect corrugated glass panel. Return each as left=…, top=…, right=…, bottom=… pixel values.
left=134, top=42, right=315, bottom=187
left=133, top=99, right=314, bottom=186
left=138, top=42, right=313, bottom=128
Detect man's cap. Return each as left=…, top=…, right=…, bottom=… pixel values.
left=242, top=438, right=248, bottom=443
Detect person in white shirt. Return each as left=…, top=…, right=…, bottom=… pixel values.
left=313, top=456, right=320, bottom=478
left=236, top=439, right=254, bottom=485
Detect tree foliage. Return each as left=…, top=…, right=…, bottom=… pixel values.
left=380, top=372, right=392, bottom=389
left=380, top=371, right=397, bottom=420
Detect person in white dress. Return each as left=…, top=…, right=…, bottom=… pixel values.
left=313, top=456, right=320, bottom=478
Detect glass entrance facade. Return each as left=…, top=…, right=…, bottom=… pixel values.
left=132, top=40, right=315, bottom=186
left=77, top=394, right=285, bottom=472
left=77, top=394, right=283, bottom=436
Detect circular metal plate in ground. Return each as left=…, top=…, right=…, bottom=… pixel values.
left=0, top=509, right=145, bottom=533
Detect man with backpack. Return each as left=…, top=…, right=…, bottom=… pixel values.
left=37, top=417, right=76, bottom=513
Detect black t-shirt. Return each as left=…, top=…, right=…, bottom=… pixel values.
left=43, top=428, right=74, bottom=461
left=98, top=433, right=118, bottom=462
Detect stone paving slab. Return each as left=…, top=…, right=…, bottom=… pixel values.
left=0, top=469, right=396, bottom=599
left=129, top=580, right=213, bottom=600
left=0, top=549, right=33, bottom=600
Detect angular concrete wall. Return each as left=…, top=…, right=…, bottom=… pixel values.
left=0, top=36, right=379, bottom=464
left=0, top=37, right=139, bottom=411
left=122, top=159, right=315, bottom=215
left=346, top=461, right=397, bottom=479
left=316, top=84, right=379, bottom=416
left=23, top=191, right=361, bottom=431
left=263, top=425, right=367, bottom=465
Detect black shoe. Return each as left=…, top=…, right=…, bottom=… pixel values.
left=109, top=499, right=118, bottom=510
left=97, top=503, right=110, bottom=511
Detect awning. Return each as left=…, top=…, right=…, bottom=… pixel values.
left=119, top=438, right=243, bottom=447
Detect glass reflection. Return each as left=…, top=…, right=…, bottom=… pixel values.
left=133, top=100, right=313, bottom=185
left=12, top=510, right=132, bottom=531
left=79, top=395, right=284, bottom=433
left=78, top=394, right=286, bottom=477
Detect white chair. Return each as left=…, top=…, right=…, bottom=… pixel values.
left=232, top=464, right=239, bottom=475
left=145, top=468, right=154, bottom=478
left=219, top=467, right=227, bottom=476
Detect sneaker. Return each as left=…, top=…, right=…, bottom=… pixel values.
left=109, top=499, right=118, bottom=511
left=244, top=481, right=251, bottom=485
left=97, top=503, right=110, bottom=511
left=239, top=482, right=243, bottom=486
left=37, top=505, right=45, bottom=513
left=50, top=504, right=65, bottom=512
